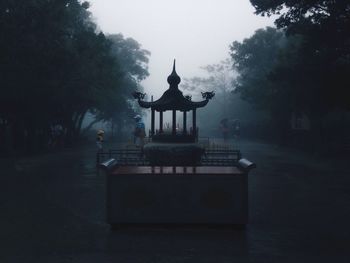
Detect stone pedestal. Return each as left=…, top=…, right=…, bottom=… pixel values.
left=106, top=166, right=248, bottom=225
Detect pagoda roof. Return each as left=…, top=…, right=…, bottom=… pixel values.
left=134, top=60, right=214, bottom=112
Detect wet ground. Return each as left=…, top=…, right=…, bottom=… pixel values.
left=0, top=139, right=349, bottom=262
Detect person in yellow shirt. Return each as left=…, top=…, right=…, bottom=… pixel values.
left=96, top=129, right=104, bottom=152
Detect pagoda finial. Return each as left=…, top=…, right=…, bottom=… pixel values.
left=167, top=59, right=181, bottom=87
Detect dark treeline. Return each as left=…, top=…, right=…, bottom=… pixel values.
left=229, top=0, right=350, bottom=151
left=0, top=0, right=149, bottom=155
left=184, top=1, right=349, bottom=152
left=1, top=0, right=349, bottom=155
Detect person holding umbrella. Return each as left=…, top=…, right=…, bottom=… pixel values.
left=133, top=115, right=146, bottom=154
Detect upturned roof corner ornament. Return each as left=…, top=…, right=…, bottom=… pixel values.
left=184, top=95, right=192, bottom=101
left=201, top=91, right=215, bottom=100
left=132, top=91, right=146, bottom=101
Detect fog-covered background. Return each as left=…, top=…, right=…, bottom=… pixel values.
left=89, top=0, right=274, bottom=97
left=0, top=0, right=349, bottom=154
left=88, top=0, right=274, bottom=134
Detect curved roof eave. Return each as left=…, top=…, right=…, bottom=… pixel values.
left=137, top=98, right=209, bottom=111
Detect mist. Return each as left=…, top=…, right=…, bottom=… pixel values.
left=87, top=0, right=274, bottom=133
left=88, top=0, right=274, bottom=96
left=1, top=1, right=350, bottom=261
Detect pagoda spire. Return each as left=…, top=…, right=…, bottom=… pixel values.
left=167, top=59, right=181, bottom=88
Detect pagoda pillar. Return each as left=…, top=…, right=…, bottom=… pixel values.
left=183, top=111, right=187, bottom=134
left=159, top=111, right=163, bottom=133
left=192, top=109, right=196, bottom=138
left=151, top=109, right=155, bottom=136
left=172, top=110, right=176, bottom=135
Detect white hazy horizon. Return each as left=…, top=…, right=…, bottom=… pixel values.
left=88, top=0, right=274, bottom=98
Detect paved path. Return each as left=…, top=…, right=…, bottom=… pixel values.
left=0, top=139, right=349, bottom=262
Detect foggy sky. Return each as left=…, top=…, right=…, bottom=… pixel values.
left=88, top=0, right=274, bottom=98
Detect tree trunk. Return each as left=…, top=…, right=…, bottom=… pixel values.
left=81, top=118, right=101, bottom=135
left=75, top=110, right=87, bottom=138
left=111, top=122, right=115, bottom=140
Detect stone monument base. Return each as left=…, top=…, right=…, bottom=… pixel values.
left=106, top=166, right=248, bottom=226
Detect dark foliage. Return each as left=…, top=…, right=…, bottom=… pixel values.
left=229, top=1, right=350, bottom=147
left=0, top=0, right=149, bottom=154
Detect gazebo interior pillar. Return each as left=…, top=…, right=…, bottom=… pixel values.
left=183, top=111, right=187, bottom=134
left=172, top=110, right=176, bottom=135
left=151, top=108, right=155, bottom=136
left=192, top=109, right=196, bottom=138
left=159, top=111, right=163, bottom=133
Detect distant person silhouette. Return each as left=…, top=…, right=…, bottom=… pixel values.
left=133, top=115, right=146, bottom=154
left=96, top=129, right=104, bottom=152
left=220, top=118, right=229, bottom=142
left=232, top=119, right=240, bottom=139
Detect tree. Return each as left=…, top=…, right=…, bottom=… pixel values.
left=182, top=59, right=235, bottom=116
left=250, top=0, right=350, bottom=111
left=88, top=34, right=150, bottom=139
left=108, top=34, right=150, bottom=83
left=0, top=0, right=150, bottom=153
left=245, top=1, right=350, bottom=147
left=230, top=28, right=287, bottom=110
left=0, top=0, right=102, bottom=150
left=182, top=59, right=264, bottom=138
left=230, top=27, right=307, bottom=142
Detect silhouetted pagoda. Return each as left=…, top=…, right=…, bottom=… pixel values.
left=100, top=62, right=255, bottom=226
left=133, top=60, right=214, bottom=165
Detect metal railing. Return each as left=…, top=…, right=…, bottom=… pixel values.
left=201, top=149, right=241, bottom=166
left=97, top=148, right=241, bottom=167
left=96, top=148, right=147, bottom=166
